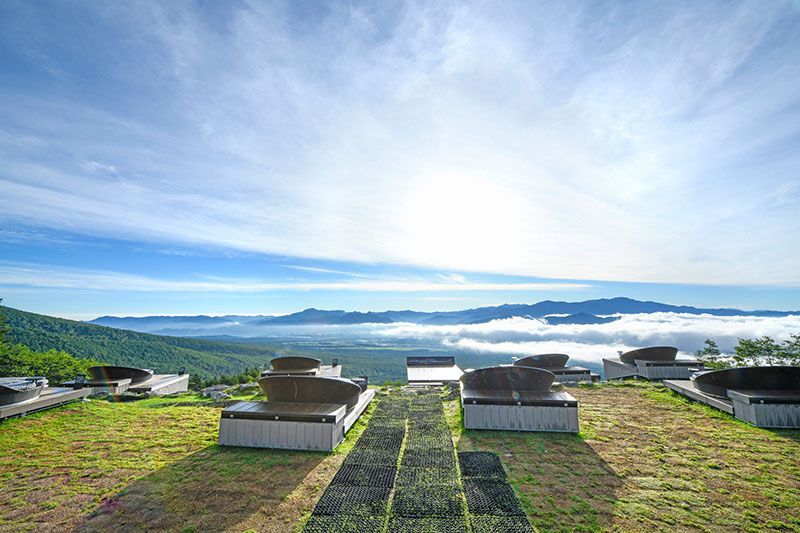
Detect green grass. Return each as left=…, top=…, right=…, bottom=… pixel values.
left=2, top=384, right=799, bottom=532
left=0, top=393, right=370, bottom=533
left=445, top=382, right=800, bottom=532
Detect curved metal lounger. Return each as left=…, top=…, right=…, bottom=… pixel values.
left=619, top=346, right=678, bottom=364
left=268, top=356, right=322, bottom=373
left=513, top=353, right=570, bottom=369
left=87, top=366, right=154, bottom=385
left=692, top=366, right=800, bottom=398
left=0, top=377, right=47, bottom=406
left=460, top=366, right=559, bottom=405
left=258, top=375, right=361, bottom=410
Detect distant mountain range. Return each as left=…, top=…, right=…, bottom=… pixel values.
left=88, top=297, right=797, bottom=336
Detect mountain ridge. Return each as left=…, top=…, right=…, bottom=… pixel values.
left=86, top=297, right=798, bottom=334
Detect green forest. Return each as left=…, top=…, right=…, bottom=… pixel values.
left=1, top=304, right=279, bottom=381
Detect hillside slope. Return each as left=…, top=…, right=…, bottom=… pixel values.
left=2, top=306, right=278, bottom=378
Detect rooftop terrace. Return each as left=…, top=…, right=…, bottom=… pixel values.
left=0, top=382, right=798, bottom=532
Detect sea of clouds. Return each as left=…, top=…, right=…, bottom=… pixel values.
left=371, top=313, right=800, bottom=364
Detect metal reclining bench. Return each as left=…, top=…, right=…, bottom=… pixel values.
left=218, top=375, right=374, bottom=451
left=460, top=366, right=579, bottom=432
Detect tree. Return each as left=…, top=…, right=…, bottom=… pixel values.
left=779, top=334, right=800, bottom=366
left=733, top=336, right=782, bottom=367
left=0, top=298, right=10, bottom=351
left=695, top=339, right=724, bottom=367
left=0, top=343, right=101, bottom=383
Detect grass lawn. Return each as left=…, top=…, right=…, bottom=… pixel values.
left=445, top=381, right=800, bottom=532
left=0, top=392, right=375, bottom=533
left=1, top=383, right=798, bottom=532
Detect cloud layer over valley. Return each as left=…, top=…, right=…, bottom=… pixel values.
left=375, top=313, right=800, bottom=364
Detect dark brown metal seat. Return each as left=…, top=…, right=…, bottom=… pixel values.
left=460, top=366, right=558, bottom=406
left=619, top=346, right=678, bottom=364
left=258, top=375, right=362, bottom=409
left=513, top=353, right=570, bottom=369
left=87, top=366, right=153, bottom=385
left=268, top=356, right=322, bottom=373
left=692, top=366, right=800, bottom=398
left=461, top=366, right=555, bottom=392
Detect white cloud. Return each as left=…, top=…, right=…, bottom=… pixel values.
left=81, top=160, right=120, bottom=177
left=375, top=313, right=800, bottom=363
left=1, top=1, right=799, bottom=283
left=0, top=261, right=588, bottom=293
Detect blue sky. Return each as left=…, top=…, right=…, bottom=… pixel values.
left=1, top=0, right=799, bottom=320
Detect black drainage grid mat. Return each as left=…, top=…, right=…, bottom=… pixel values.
left=403, top=432, right=453, bottom=451
left=354, top=427, right=405, bottom=451
left=331, top=464, right=397, bottom=488
left=370, top=409, right=407, bottom=417
left=407, top=419, right=449, bottom=432
left=392, top=485, right=465, bottom=517
left=374, top=401, right=408, bottom=412
left=387, top=516, right=469, bottom=533
left=311, top=485, right=391, bottom=516
left=406, top=421, right=451, bottom=432
left=470, top=516, right=535, bottom=533
left=343, top=449, right=400, bottom=467
left=303, top=514, right=386, bottom=533
left=463, top=479, right=525, bottom=516
left=395, top=466, right=458, bottom=487
left=401, top=449, right=455, bottom=469
left=458, top=451, right=506, bottom=479
left=408, top=398, right=442, bottom=410
left=359, top=425, right=406, bottom=439
left=366, top=416, right=407, bottom=428
left=407, top=407, right=444, bottom=416
left=408, top=397, right=442, bottom=406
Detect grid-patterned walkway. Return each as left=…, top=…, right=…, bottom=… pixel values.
left=303, top=390, right=531, bottom=532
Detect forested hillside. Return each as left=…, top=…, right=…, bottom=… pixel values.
left=2, top=306, right=279, bottom=379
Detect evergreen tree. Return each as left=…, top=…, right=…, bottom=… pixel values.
left=779, top=334, right=800, bottom=366
left=0, top=298, right=10, bottom=349
left=695, top=339, right=723, bottom=367
left=733, top=336, right=781, bottom=366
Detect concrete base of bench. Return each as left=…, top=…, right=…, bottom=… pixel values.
left=604, top=358, right=704, bottom=380
left=60, top=378, right=132, bottom=395
left=218, top=388, right=375, bottom=451
left=461, top=391, right=579, bottom=432
left=550, top=366, right=593, bottom=383
left=129, top=374, right=190, bottom=396
left=664, top=380, right=800, bottom=428
left=664, top=380, right=734, bottom=414
left=728, top=390, right=800, bottom=428
left=603, top=358, right=638, bottom=380
left=0, top=387, right=90, bottom=420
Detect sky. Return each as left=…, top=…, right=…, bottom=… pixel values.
left=1, top=0, right=799, bottom=320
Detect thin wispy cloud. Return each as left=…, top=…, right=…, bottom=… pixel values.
left=284, top=265, right=368, bottom=277
left=0, top=1, right=798, bottom=286
left=0, top=262, right=588, bottom=293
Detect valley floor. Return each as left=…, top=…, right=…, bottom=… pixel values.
left=0, top=383, right=798, bottom=532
